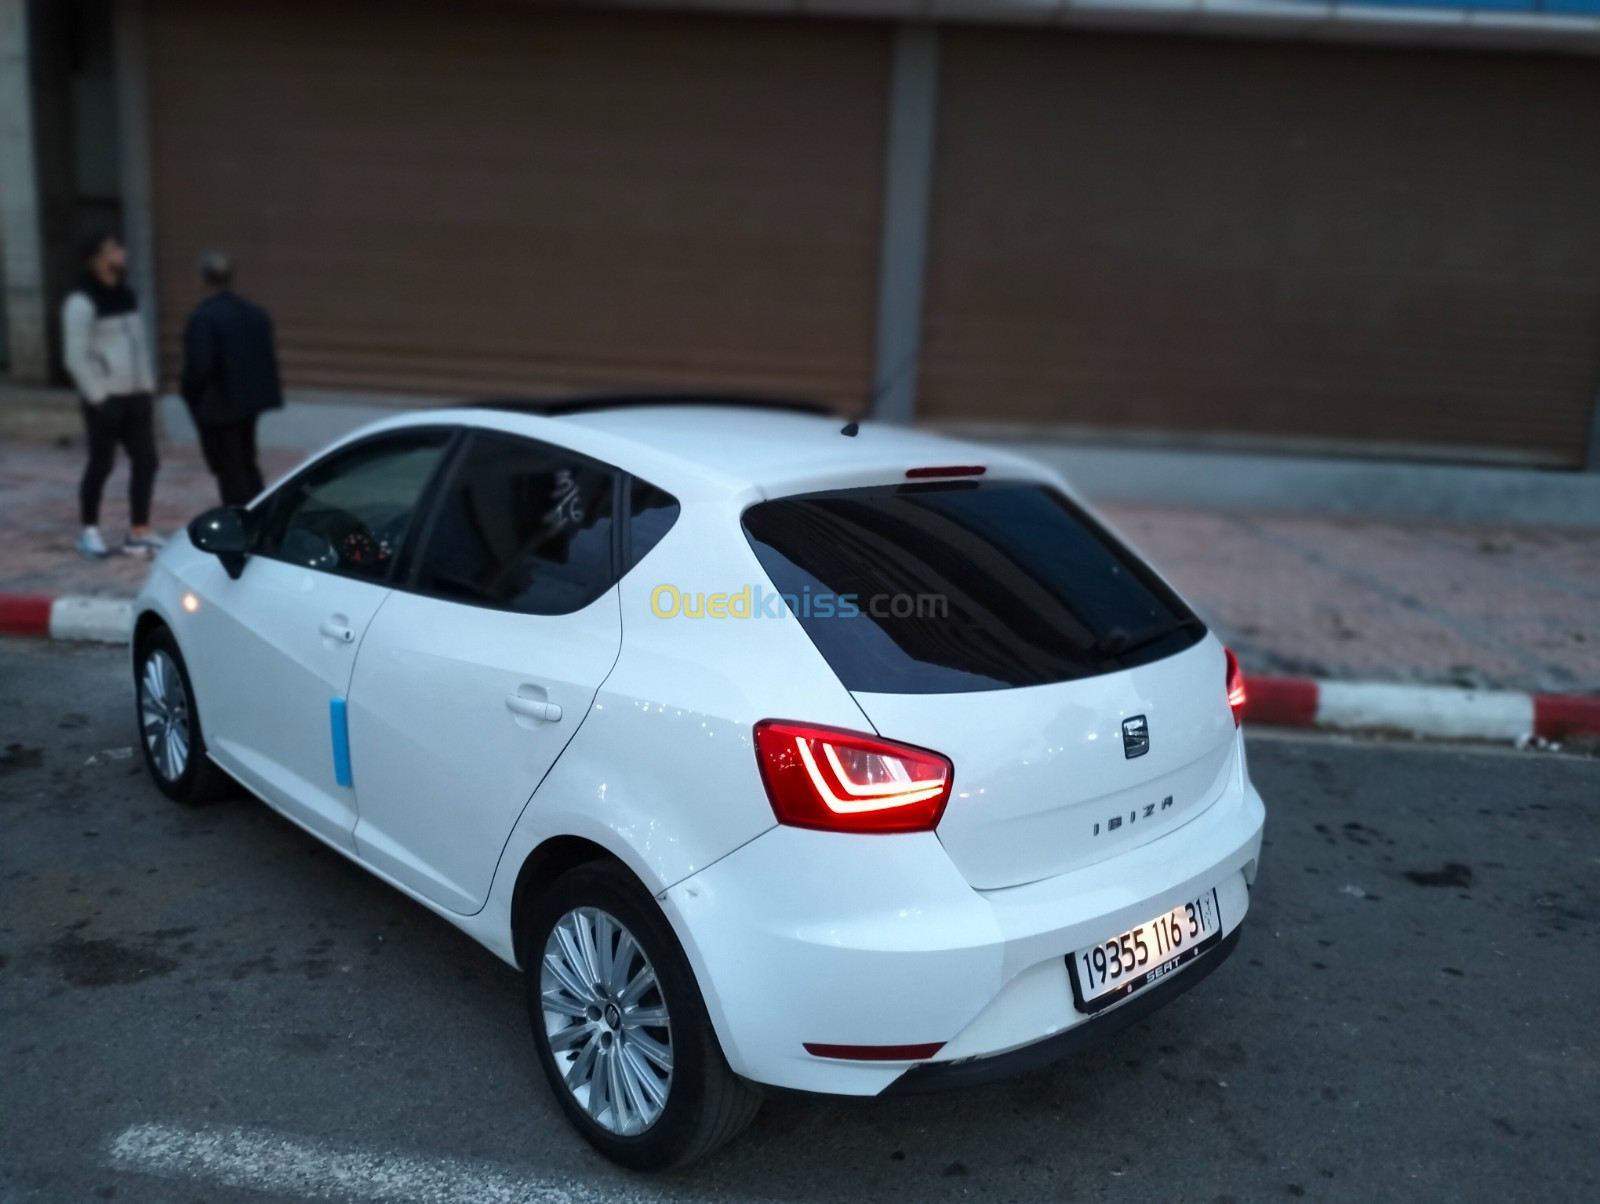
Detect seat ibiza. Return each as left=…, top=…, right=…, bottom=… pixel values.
left=132, top=398, right=1266, bottom=1169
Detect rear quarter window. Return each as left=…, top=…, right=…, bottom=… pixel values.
left=628, top=478, right=680, bottom=569
left=741, top=480, right=1203, bottom=694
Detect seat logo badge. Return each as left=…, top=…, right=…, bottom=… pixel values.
left=1122, top=715, right=1149, bottom=759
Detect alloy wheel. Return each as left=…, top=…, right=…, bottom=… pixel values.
left=540, top=905, right=674, bottom=1135
left=139, top=649, right=190, bottom=783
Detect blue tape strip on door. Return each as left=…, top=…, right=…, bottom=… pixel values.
left=330, top=696, right=352, bottom=788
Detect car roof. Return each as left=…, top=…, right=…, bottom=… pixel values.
left=373, top=402, right=1054, bottom=503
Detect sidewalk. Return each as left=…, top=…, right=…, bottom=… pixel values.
left=1108, top=505, right=1599, bottom=698
left=0, top=439, right=303, bottom=597
left=1, top=436, right=1596, bottom=697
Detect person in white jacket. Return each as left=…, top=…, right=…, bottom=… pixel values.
left=61, top=233, right=163, bottom=558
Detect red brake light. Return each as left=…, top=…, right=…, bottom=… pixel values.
left=1225, top=648, right=1247, bottom=726
left=752, top=720, right=953, bottom=834
left=905, top=465, right=986, bottom=479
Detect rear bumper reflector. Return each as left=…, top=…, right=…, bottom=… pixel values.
left=803, top=1042, right=945, bottom=1062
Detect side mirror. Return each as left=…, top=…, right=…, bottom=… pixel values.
left=188, top=506, right=251, bottom=579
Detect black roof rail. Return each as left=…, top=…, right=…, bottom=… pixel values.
left=462, top=391, right=841, bottom=418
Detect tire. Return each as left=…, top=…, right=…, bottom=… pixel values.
left=522, top=859, right=760, bottom=1170
left=134, top=625, right=233, bottom=805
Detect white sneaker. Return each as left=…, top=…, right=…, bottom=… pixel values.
left=77, top=527, right=109, bottom=559
left=123, top=531, right=167, bottom=557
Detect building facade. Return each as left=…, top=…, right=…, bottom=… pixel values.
left=4, top=0, right=1600, bottom=467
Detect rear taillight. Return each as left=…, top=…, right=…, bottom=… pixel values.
left=752, top=720, right=953, bottom=834
left=1225, top=648, right=1247, bottom=726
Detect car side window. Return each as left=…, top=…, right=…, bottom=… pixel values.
left=253, top=431, right=452, bottom=582
left=628, top=477, right=680, bottom=569
left=410, top=432, right=618, bottom=616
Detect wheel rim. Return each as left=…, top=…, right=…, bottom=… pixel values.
left=139, top=649, right=190, bottom=783
left=540, top=906, right=673, bottom=1136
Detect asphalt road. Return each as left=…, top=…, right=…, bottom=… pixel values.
left=1, top=640, right=1596, bottom=1204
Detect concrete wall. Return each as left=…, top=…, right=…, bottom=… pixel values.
left=0, top=0, right=47, bottom=382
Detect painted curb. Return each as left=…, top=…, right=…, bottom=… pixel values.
left=0, top=593, right=132, bottom=644
left=0, top=594, right=54, bottom=637
left=1243, top=674, right=1600, bottom=745
left=2, top=593, right=1596, bottom=744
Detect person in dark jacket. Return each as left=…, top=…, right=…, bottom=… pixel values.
left=180, top=252, right=284, bottom=506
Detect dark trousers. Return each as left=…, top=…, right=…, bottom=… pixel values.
left=79, top=393, right=159, bottom=527
left=196, top=415, right=264, bottom=507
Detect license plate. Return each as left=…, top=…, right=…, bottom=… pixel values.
left=1068, top=889, right=1223, bottom=1015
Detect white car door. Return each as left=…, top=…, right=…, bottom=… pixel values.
left=190, top=428, right=455, bottom=852
left=346, top=431, right=624, bottom=914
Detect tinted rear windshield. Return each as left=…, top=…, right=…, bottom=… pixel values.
left=741, top=481, right=1204, bottom=694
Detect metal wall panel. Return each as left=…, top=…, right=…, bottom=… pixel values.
left=144, top=0, right=889, bottom=407
left=921, top=30, right=1600, bottom=465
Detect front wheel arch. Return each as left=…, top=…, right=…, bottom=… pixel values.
left=132, top=609, right=169, bottom=659
left=132, top=624, right=233, bottom=804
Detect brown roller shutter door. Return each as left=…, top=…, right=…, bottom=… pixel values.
left=144, top=1, right=888, bottom=408
left=922, top=32, right=1600, bottom=467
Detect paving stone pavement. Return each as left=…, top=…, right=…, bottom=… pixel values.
left=0, top=439, right=305, bottom=598
left=2, top=438, right=1596, bottom=695
left=1109, top=505, right=1600, bottom=695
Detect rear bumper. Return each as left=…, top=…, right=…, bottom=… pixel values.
left=883, top=926, right=1241, bottom=1094
left=660, top=734, right=1265, bottom=1096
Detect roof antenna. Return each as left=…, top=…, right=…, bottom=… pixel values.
left=840, top=421, right=859, bottom=437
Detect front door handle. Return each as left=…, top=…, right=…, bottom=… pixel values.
left=319, top=617, right=355, bottom=644
left=506, top=692, right=562, bottom=723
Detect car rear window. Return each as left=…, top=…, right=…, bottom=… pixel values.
left=741, top=480, right=1204, bottom=694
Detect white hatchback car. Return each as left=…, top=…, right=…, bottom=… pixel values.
left=132, top=398, right=1265, bottom=1169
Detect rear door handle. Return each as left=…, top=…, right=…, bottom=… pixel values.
left=506, top=692, right=562, bottom=723
left=319, top=617, right=355, bottom=643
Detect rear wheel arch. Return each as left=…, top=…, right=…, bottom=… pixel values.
left=519, top=855, right=760, bottom=1167
left=506, top=832, right=747, bottom=1072
left=510, top=835, right=621, bottom=967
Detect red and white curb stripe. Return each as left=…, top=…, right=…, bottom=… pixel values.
left=1244, top=674, right=1600, bottom=745
left=0, top=593, right=132, bottom=644
left=3, top=593, right=1596, bottom=745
